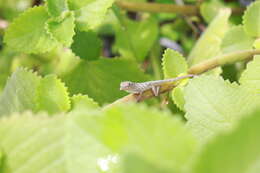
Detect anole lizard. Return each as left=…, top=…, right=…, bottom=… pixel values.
left=120, top=74, right=195, bottom=98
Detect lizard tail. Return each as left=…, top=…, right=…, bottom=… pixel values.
left=166, top=74, right=196, bottom=83
left=145, top=74, right=196, bottom=86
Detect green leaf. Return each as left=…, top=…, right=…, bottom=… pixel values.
left=71, top=31, right=101, bottom=60
left=253, top=38, right=260, bottom=49
left=67, top=0, right=95, bottom=10
left=221, top=26, right=254, bottom=53
left=0, top=112, right=115, bottom=173
left=76, top=104, right=197, bottom=172
left=4, top=6, right=58, bottom=54
left=122, top=154, right=171, bottom=173
left=193, top=109, right=260, bottom=173
left=171, top=86, right=185, bottom=111
left=184, top=75, right=260, bottom=143
left=162, top=48, right=188, bottom=79
left=47, top=11, right=75, bottom=47
left=0, top=68, right=71, bottom=116
left=115, top=17, right=159, bottom=61
left=188, top=9, right=231, bottom=66
left=239, top=55, right=260, bottom=92
left=71, top=0, right=115, bottom=31
left=45, top=0, right=69, bottom=17
left=71, top=94, right=99, bottom=110
left=0, top=0, right=33, bottom=20
left=243, top=1, right=260, bottom=38
left=161, top=48, right=188, bottom=111
left=0, top=68, right=41, bottom=116
left=36, top=75, right=71, bottom=114
left=0, top=48, right=18, bottom=92
left=0, top=150, right=3, bottom=170
left=62, top=58, right=149, bottom=105
left=200, top=1, right=224, bottom=23
left=39, top=47, right=81, bottom=76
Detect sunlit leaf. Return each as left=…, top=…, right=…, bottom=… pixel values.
left=161, top=48, right=188, bottom=110
left=184, top=75, right=260, bottom=143
left=221, top=26, right=254, bottom=53
left=0, top=112, right=115, bottom=173
left=36, top=75, right=71, bottom=114
left=193, top=109, right=260, bottom=173
left=162, top=48, right=188, bottom=79
left=240, top=55, right=260, bottom=92
left=0, top=68, right=71, bottom=116
left=253, top=39, right=260, bottom=49
left=4, top=6, right=58, bottom=53
left=200, top=1, right=224, bottom=23
left=188, top=9, right=231, bottom=66
left=71, top=0, right=115, bottom=31
left=71, top=94, right=99, bottom=110
left=45, top=0, right=68, bottom=17
left=47, top=11, right=75, bottom=47
left=76, top=104, right=197, bottom=172
left=243, top=1, right=260, bottom=38
left=171, top=86, right=185, bottom=111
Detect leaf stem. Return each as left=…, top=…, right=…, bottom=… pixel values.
left=115, top=1, right=244, bottom=15
left=188, top=49, right=260, bottom=74
left=116, top=1, right=198, bottom=15
left=105, top=49, right=260, bottom=108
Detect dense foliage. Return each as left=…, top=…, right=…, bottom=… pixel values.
left=0, top=0, right=260, bottom=172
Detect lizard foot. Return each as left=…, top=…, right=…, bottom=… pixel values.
left=136, top=92, right=143, bottom=102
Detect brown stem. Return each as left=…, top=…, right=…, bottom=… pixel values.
left=116, top=1, right=199, bottom=15
left=188, top=49, right=260, bottom=74
left=104, top=49, right=260, bottom=109
left=116, top=1, right=244, bottom=15
left=104, top=83, right=176, bottom=109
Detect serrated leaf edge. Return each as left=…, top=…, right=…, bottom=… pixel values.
left=72, top=0, right=115, bottom=30
left=45, top=0, right=70, bottom=17
left=4, top=6, right=58, bottom=54
left=161, top=49, right=188, bottom=79
left=239, top=55, right=259, bottom=84
left=171, top=86, right=185, bottom=111
left=45, top=11, right=76, bottom=47
left=35, top=74, right=71, bottom=114
left=242, top=1, right=260, bottom=38
left=71, top=94, right=99, bottom=107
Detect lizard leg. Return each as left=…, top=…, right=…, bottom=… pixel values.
left=137, top=92, right=143, bottom=102
left=152, top=86, right=160, bottom=96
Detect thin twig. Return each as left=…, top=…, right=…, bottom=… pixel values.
left=188, top=49, right=260, bottom=74
left=104, top=49, right=260, bottom=109
left=104, top=82, right=176, bottom=109
left=116, top=1, right=198, bottom=15
left=116, top=1, right=244, bottom=15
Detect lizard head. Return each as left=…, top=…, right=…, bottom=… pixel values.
left=120, top=81, right=135, bottom=91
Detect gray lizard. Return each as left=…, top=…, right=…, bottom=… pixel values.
left=120, top=74, right=195, bottom=97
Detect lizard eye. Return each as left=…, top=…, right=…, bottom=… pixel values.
left=120, top=81, right=132, bottom=89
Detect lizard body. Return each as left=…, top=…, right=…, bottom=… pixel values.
left=120, top=74, right=195, bottom=97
